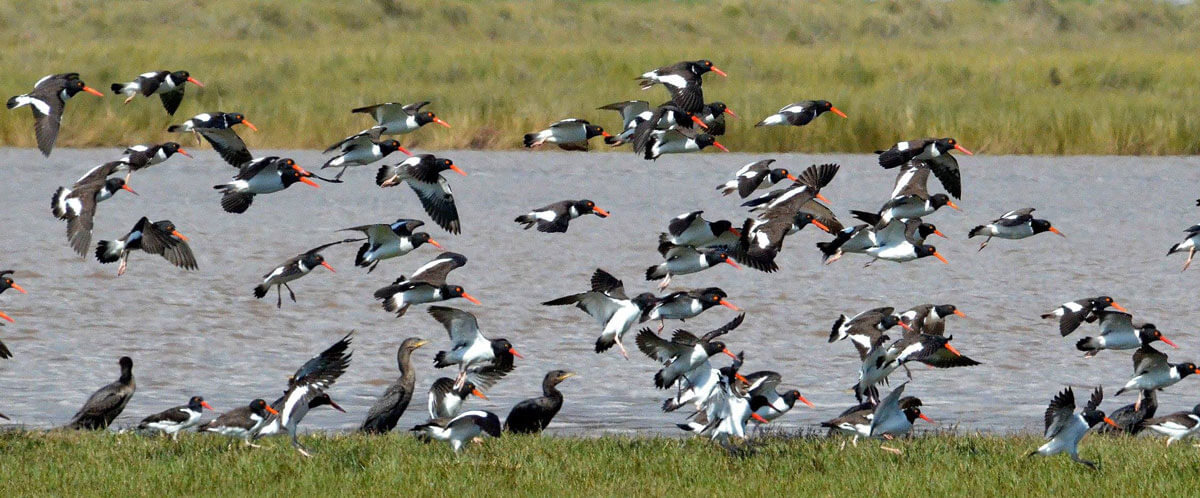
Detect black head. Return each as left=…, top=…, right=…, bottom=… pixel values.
left=703, top=340, right=730, bottom=358
left=0, top=271, right=22, bottom=295
left=478, top=412, right=502, bottom=438
left=160, top=142, right=185, bottom=157
left=900, top=397, right=931, bottom=424
left=381, top=140, right=404, bottom=154
left=917, top=223, right=944, bottom=240
left=1176, top=362, right=1200, bottom=379
left=816, top=100, right=834, bottom=112
left=1031, top=219, right=1052, bottom=233
left=151, top=219, right=182, bottom=237
left=1191, top=403, right=1200, bottom=415
left=697, top=287, right=730, bottom=305
left=544, top=369, right=576, bottom=387
left=63, top=77, right=89, bottom=97
left=632, top=292, right=658, bottom=310
left=187, top=396, right=214, bottom=411
left=118, top=356, right=134, bottom=370
left=230, top=113, right=246, bottom=123
left=104, top=177, right=136, bottom=196
left=878, top=314, right=904, bottom=330
left=1081, top=408, right=1109, bottom=428
left=308, top=392, right=346, bottom=412
left=929, top=193, right=953, bottom=209
left=933, top=304, right=959, bottom=319
left=792, top=212, right=817, bottom=229
left=453, top=381, right=483, bottom=399
left=694, top=134, right=717, bottom=148
left=410, top=232, right=438, bottom=248
left=915, top=245, right=947, bottom=263
left=415, top=111, right=450, bottom=129
left=432, top=157, right=466, bottom=176
left=573, top=199, right=608, bottom=218
left=300, top=252, right=327, bottom=270
left=689, top=60, right=725, bottom=77
left=490, top=338, right=522, bottom=360
left=441, top=284, right=479, bottom=305
left=169, top=70, right=190, bottom=81
left=767, top=167, right=793, bottom=184
left=709, top=219, right=735, bottom=236
left=584, top=124, right=608, bottom=140
left=248, top=398, right=273, bottom=417
left=934, top=137, right=971, bottom=155
left=705, top=102, right=728, bottom=116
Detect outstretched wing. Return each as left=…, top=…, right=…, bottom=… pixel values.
left=1044, top=387, right=1076, bottom=439
left=428, top=306, right=484, bottom=347
left=922, top=154, right=961, bottom=199
left=139, top=221, right=198, bottom=270
left=197, top=128, right=252, bottom=167
left=699, top=313, right=746, bottom=342
left=410, top=252, right=468, bottom=285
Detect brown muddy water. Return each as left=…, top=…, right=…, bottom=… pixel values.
left=0, top=148, right=1197, bottom=435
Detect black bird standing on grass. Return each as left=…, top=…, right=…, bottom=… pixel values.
left=504, top=370, right=575, bottom=434
left=64, top=356, right=135, bottom=430
left=360, top=337, right=429, bottom=434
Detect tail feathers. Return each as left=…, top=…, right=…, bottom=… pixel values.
left=595, top=335, right=614, bottom=353
left=1076, top=337, right=1099, bottom=352
left=95, top=240, right=123, bottom=264
left=110, top=83, right=125, bottom=93
left=1115, top=387, right=1129, bottom=397
left=253, top=284, right=268, bottom=298
left=662, top=398, right=681, bottom=412
left=968, top=225, right=987, bottom=238
left=717, top=180, right=737, bottom=196
left=166, top=124, right=185, bottom=133
left=355, top=243, right=371, bottom=267
left=220, top=192, right=254, bottom=214
left=636, top=77, right=655, bottom=89
left=878, top=149, right=904, bottom=168
left=829, top=314, right=848, bottom=343
left=849, top=210, right=882, bottom=226
left=1168, top=243, right=1182, bottom=255
left=645, top=264, right=666, bottom=281
left=653, top=370, right=669, bottom=389
left=51, top=187, right=69, bottom=219
left=321, top=155, right=341, bottom=169
left=433, top=351, right=452, bottom=368
left=6, top=95, right=25, bottom=109
left=514, top=215, right=535, bottom=229
left=642, top=136, right=659, bottom=160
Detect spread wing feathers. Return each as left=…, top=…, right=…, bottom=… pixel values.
left=1085, top=386, right=1104, bottom=413
left=1097, top=310, right=1134, bottom=336
left=798, top=199, right=842, bottom=232
left=159, top=87, right=186, bottom=115
left=700, top=313, right=746, bottom=342
left=408, top=176, right=461, bottom=234
left=994, top=208, right=1036, bottom=226
left=635, top=328, right=690, bottom=364
left=304, top=238, right=362, bottom=256
left=428, top=306, right=485, bottom=347
left=197, top=128, right=252, bottom=167
left=410, top=252, right=467, bottom=284
left=795, top=163, right=840, bottom=190
left=745, top=371, right=782, bottom=397
left=890, top=162, right=932, bottom=199
left=922, top=154, right=961, bottom=199
left=139, top=222, right=198, bottom=270
left=589, top=268, right=626, bottom=298
left=290, top=332, right=354, bottom=388
left=76, top=161, right=127, bottom=185
left=1044, top=387, right=1076, bottom=439
left=667, top=211, right=704, bottom=237
left=1133, top=345, right=1169, bottom=375
left=324, top=127, right=383, bottom=154
left=232, top=157, right=280, bottom=180
left=65, top=185, right=101, bottom=256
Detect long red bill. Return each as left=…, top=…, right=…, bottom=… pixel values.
left=946, top=201, right=960, bottom=211
left=265, top=405, right=279, bottom=415
left=752, top=413, right=768, bottom=423
left=934, top=229, right=947, bottom=238
left=812, top=220, right=831, bottom=233
left=1049, top=226, right=1065, bottom=237
left=786, top=174, right=799, bottom=182
left=327, top=399, right=346, bottom=413
left=953, top=309, right=967, bottom=318
left=724, top=107, right=737, bottom=118
left=690, top=115, right=709, bottom=129
left=241, top=120, right=259, bottom=132
left=472, top=388, right=488, bottom=400
left=300, top=177, right=320, bottom=188
left=1160, top=336, right=1178, bottom=348
left=171, top=230, right=188, bottom=242
left=711, top=67, right=728, bottom=77
left=1110, top=302, right=1128, bottom=312
left=1104, top=417, right=1119, bottom=428
left=592, top=207, right=610, bottom=217
left=919, top=413, right=934, bottom=423
left=201, top=401, right=215, bottom=410
left=462, top=292, right=481, bottom=305
left=0, top=311, right=12, bottom=323
left=176, top=148, right=192, bottom=158
left=722, top=348, right=737, bottom=359
left=830, top=106, right=848, bottom=118
left=508, top=347, right=524, bottom=359
left=722, top=256, right=741, bottom=270
left=398, top=145, right=413, bottom=157
left=186, top=77, right=205, bottom=87
left=934, top=251, right=949, bottom=264
left=943, top=343, right=963, bottom=357
left=799, top=395, right=815, bottom=408
left=449, top=165, right=468, bottom=176
left=434, top=117, right=451, bottom=128
left=10, top=283, right=26, bottom=294
left=735, top=373, right=749, bottom=384
left=816, top=192, right=832, bottom=204
left=428, top=238, right=444, bottom=249
left=712, top=141, right=729, bottom=152
left=122, top=184, right=139, bottom=196
left=954, top=144, right=974, bottom=155
left=82, top=86, right=104, bottom=97
left=321, top=261, right=335, bottom=273
left=719, top=299, right=740, bottom=311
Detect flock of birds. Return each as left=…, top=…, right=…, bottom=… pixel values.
left=3, top=61, right=1200, bottom=465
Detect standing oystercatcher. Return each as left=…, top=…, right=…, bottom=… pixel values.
left=322, top=128, right=411, bottom=181
left=428, top=306, right=520, bottom=390
left=515, top=200, right=610, bottom=233
left=254, top=239, right=357, bottom=307
left=64, top=357, right=135, bottom=430
left=213, top=157, right=320, bottom=213
left=167, top=112, right=258, bottom=167
left=410, top=410, right=502, bottom=453
left=542, top=269, right=658, bottom=359
left=7, top=73, right=104, bottom=156
left=755, top=100, right=846, bottom=127
left=376, top=155, right=467, bottom=234
left=348, top=101, right=450, bottom=135
left=137, top=396, right=214, bottom=439
left=1028, top=387, right=1116, bottom=469
left=969, top=208, right=1064, bottom=250
left=0, top=270, right=27, bottom=359
left=199, top=399, right=278, bottom=448
left=637, top=60, right=726, bottom=113
left=341, top=219, right=443, bottom=273
left=360, top=337, right=429, bottom=434
left=111, top=70, right=203, bottom=115
left=504, top=370, right=575, bottom=434
left=374, top=252, right=480, bottom=316
left=95, top=217, right=197, bottom=276
left=1142, top=403, right=1200, bottom=446
left=523, top=119, right=611, bottom=151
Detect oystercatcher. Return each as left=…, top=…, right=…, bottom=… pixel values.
left=754, top=100, right=846, bottom=127
left=0, top=270, right=26, bottom=359
left=111, top=70, right=203, bottom=115
left=64, top=356, right=134, bottom=430
left=698, top=102, right=734, bottom=136
left=635, top=313, right=744, bottom=388
left=1028, top=387, right=1116, bottom=469
left=856, top=218, right=948, bottom=265
left=819, top=219, right=944, bottom=265
left=1167, top=224, right=1200, bottom=271
left=374, top=252, right=480, bottom=317
left=1115, top=345, right=1200, bottom=398
left=597, top=100, right=651, bottom=146
left=637, top=59, right=726, bottom=113
left=270, top=333, right=352, bottom=456
left=1042, top=296, right=1127, bottom=336
left=199, top=399, right=278, bottom=447
left=341, top=218, right=442, bottom=273
left=376, top=155, right=466, bottom=234
left=829, top=307, right=903, bottom=345
left=876, top=139, right=972, bottom=198
left=657, top=211, right=741, bottom=256
left=737, top=212, right=831, bottom=272
left=542, top=269, right=658, bottom=359
left=52, top=174, right=138, bottom=256
left=646, top=287, right=738, bottom=328
left=1142, top=403, right=1200, bottom=446
left=745, top=371, right=814, bottom=423
left=872, top=167, right=960, bottom=224
left=523, top=119, right=610, bottom=151
left=504, top=370, right=575, bottom=434
left=428, top=306, right=519, bottom=390
left=898, top=304, right=965, bottom=336
left=95, top=217, right=197, bottom=276
left=114, top=142, right=191, bottom=180
left=868, top=384, right=931, bottom=439
left=515, top=199, right=610, bottom=233
left=137, top=396, right=213, bottom=439
left=678, top=353, right=766, bottom=441
left=254, top=239, right=356, bottom=308
left=7, top=73, right=104, bottom=156
left=411, top=410, right=502, bottom=453
left=360, top=337, right=429, bottom=434
left=1075, top=311, right=1177, bottom=358
left=740, top=162, right=840, bottom=210
left=212, top=157, right=320, bottom=213
left=645, top=246, right=740, bottom=288
left=167, top=112, right=258, bottom=167
left=627, top=103, right=708, bottom=148
left=427, top=377, right=489, bottom=419
left=637, top=127, right=727, bottom=160
left=969, top=208, right=1064, bottom=250
left=348, top=101, right=450, bottom=136
left=716, top=159, right=798, bottom=198
left=321, top=128, right=411, bottom=180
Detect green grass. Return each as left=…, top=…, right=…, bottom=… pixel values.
left=1, top=430, right=1197, bottom=495
left=2, top=0, right=1200, bottom=154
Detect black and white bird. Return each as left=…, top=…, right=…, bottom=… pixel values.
left=1115, top=345, right=1200, bottom=398
left=428, top=306, right=520, bottom=390
left=635, top=313, right=744, bottom=388
left=645, top=247, right=740, bottom=288
left=1041, top=296, right=1128, bottom=336
left=52, top=175, right=138, bottom=256
left=523, top=119, right=611, bottom=151
left=341, top=218, right=443, bottom=273
left=968, top=208, right=1064, bottom=250
left=745, top=371, right=815, bottom=423
left=821, top=384, right=931, bottom=449
left=716, top=159, right=799, bottom=198
left=1074, top=311, right=1177, bottom=358
left=645, top=287, right=739, bottom=328
left=1028, top=387, right=1116, bottom=469
left=872, top=162, right=960, bottom=223
left=346, top=101, right=450, bottom=136
left=897, top=304, right=966, bottom=336
left=137, top=396, right=214, bottom=439
left=597, top=100, right=652, bottom=146
left=677, top=352, right=766, bottom=441
left=0, top=271, right=26, bottom=358
left=860, top=219, right=949, bottom=265
left=637, top=127, right=727, bottom=160
left=514, top=200, right=610, bottom=233
left=199, top=399, right=278, bottom=447
left=1167, top=224, right=1200, bottom=271
left=1142, top=403, right=1200, bottom=446
left=254, top=239, right=354, bottom=308
left=427, top=377, right=490, bottom=419
left=737, top=212, right=832, bottom=272
left=542, top=269, right=658, bottom=359
left=376, top=155, right=467, bottom=234
left=876, top=138, right=972, bottom=198
left=411, top=410, right=502, bottom=453
left=111, top=70, right=203, bottom=115
left=504, top=370, right=575, bottom=434
left=754, top=100, right=847, bottom=127
left=64, top=356, right=135, bottom=430
left=7, top=73, right=104, bottom=156
left=95, top=217, right=197, bottom=276
left=269, top=333, right=352, bottom=456
left=113, top=142, right=192, bottom=180
left=637, top=59, right=726, bottom=113
left=853, top=323, right=969, bottom=401
left=321, top=128, right=411, bottom=180
left=374, top=252, right=480, bottom=317
left=658, top=211, right=742, bottom=254
left=829, top=307, right=905, bottom=345
left=167, top=112, right=258, bottom=167
left=697, top=102, right=735, bottom=136
left=213, top=157, right=320, bottom=213
left=818, top=219, right=944, bottom=265
left=360, top=337, right=428, bottom=434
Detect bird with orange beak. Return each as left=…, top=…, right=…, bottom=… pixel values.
left=95, top=217, right=197, bottom=276
left=213, top=157, right=321, bottom=214
left=637, top=59, right=726, bottom=114
left=110, top=70, right=204, bottom=115
left=969, top=208, right=1065, bottom=250
left=340, top=219, right=444, bottom=273
left=427, top=306, right=520, bottom=391
left=635, top=313, right=745, bottom=389
left=7, top=73, right=104, bottom=156
left=254, top=239, right=358, bottom=308
left=754, top=100, right=847, bottom=128
left=374, top=252, right=480, bottom=318
left=0, top=269, right=26, bottom=359
left=199, top=398, right=279, bottom=448
left=1029, top=386, right=1118, bottom=469
left=515, top=199, right=610, bottom=233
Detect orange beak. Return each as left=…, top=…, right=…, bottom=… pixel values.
left=397, top=145, right=413, bottom=157
left=724, top=107, right=737, bottom=117
left=933, top=229, right=947, bottom=238
left=82, top=86, right=104, bottom=97
left=122, top=184, right=139, bottom=196
left=811, top=220, right=831, bottom=233
left=240, top=120, right=258, bottom=132
left=265, top=405, right=279, bottom=416
left=712, top=141, right=729, bottom=152
left=946, top=201, right=960, bottom=211
left=728, top=227, right=741, bottom=237
left=600, top=131, right=613, bottom=138
left=752, top=413, right=769, bottom=423
left=722, top=256, right=741, bottom=270
left=0, top=311, right=12, bottom=323
left=954, top=144, right=974, bottom=155
left=170, top=230, right=188, bottom=242
left=592, top=206, right=610, bottom=218
left=942, top=343, right=963, bottom=357
left=471, top=388, right=488, bottom=400
left=176, top=148, right=192, bottom=158
left=300, top=177, right=319, bottom=188
left=1049, top=226, right=1065, bottom=237
left=320, top=261, right=335, bottom=273
left=434, top=117, right=451, bottom=128
left=816, top=192, right=832, bottom=204
left=897, top=320, right=913, bottom=332
left=201, top=401, right=215, bottom=410
left=462, top=292, right=481, bottom=305
left=293, top=165, right=320, bottom=188
left=934, top=251, right=949, bottom=264
left=711, top=67, right=728, bottom=77
left=722, top=348, right=737, bottom=360
left=186, top=77, right=205, bottom=87
left=719, top=299, right=740, bottom=311
left=1110, top=301, right=1128, bottom=313
left=690, top=115, right=709, bottom=129
left=735, top=373, right=749, bottom=384
left=786, top=174, right=799, bottom=182
left=1103, top=417, right=1119, bottom=428
left=953, top=309, right=966, bottom=318
left=427, top=238, right=444, bottom=249
left=919, top=413, right=934, bottom=423
left=449, top=165, right=468, bottom=176
left=830, top=106, right=848, bottom=118
left=10, top=283, right=26, bottom=294
left=1159, top=336, right=1179, bottom=348
left=508, top=347, right=524, bottom=359
left=798, top=395, right=815, bottom=408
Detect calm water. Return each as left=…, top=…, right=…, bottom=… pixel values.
left=0, top=148, right=1197, bottom=435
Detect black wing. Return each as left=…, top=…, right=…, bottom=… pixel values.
left=922, top=154, right=961, bottom=199
left=291, top=333, right=354, bottom=386
left=699, top=313, right=746, bottom=342
left=139, top=221, right=198, bottom=270
left=197, top=128, right=252, bottom=167
left=1044, top=387, right=1076, bottom=438
left=159, top=87, right=185, bottom=115
left=795, top=163, right=840, bottom=191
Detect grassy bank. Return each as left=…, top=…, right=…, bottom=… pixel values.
left=2, top=1, right=1200, bottom=154
left=0, top=430, right=1197, bottom=495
